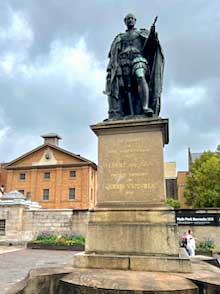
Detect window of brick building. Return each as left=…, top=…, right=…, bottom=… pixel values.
left=19, top=173, right=26, bottom=180
left=70, top=170, right=76, bottom=178
left=0, top=220, right=6, bottom=236
left=43, top=189, right=49, bottom=201
left=18, top=190, right=24, bottom=195
left=44, top=172, right=50, bottom=179
left=69, top=188, right=75, bottom=200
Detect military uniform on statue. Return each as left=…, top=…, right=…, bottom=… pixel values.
left=105, top=14, right=164, bottom=119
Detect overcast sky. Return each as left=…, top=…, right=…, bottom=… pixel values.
left=0, top=0, right=220, bottom=171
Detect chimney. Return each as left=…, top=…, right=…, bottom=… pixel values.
left=41, top=133, right=62, bottom=146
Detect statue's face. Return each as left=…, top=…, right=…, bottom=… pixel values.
left=124, top=14, right=136, bottom=28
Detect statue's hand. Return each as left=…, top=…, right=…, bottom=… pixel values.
left=150, top=24, right=156, bottom=34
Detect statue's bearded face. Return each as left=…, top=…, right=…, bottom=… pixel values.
left=124, top=14, right=136, bottom=28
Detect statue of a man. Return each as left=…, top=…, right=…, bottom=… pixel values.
left=105, top=14, right=164, bottom=119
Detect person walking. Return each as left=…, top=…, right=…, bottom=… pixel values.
left=186, top=229, right=196, bottom=256
left=181, top=231, right=187, bottom=249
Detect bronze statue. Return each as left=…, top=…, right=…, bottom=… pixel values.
left=104, top=14, right=164, bottom=119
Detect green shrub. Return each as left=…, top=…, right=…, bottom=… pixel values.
left=166, top=198, right=181, bottom=208
left=196, top=239, right=214, bottom=252
left=32, top=232, right=85, bottom=246
left=36, top=232, right=56, bottom=242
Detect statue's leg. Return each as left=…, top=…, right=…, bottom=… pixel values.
left=137, top=75, right=148, bottom=109
left=108, top=96, right=121, bottom=119
left=120, top=63, right=133, bottom=116
left=132, top=57, right=153, bottom=116
left=136, top=72, right=153, bottom=116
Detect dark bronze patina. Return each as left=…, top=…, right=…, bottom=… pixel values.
left=104, top=14, right=164, bottom=119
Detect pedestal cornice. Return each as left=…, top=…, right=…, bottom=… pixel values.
left=91, top=117, right=169, bottom=145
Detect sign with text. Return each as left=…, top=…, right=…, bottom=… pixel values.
left=216, top=214, right=220, bottom=225
left=176, top=213, right=218, bottom=226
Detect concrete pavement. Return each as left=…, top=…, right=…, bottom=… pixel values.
left=0, top=247, right=76, bottom=293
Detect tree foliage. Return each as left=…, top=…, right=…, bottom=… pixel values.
left=184, top=147, right=220, bottom=208
left=166, top=197, right=181, bottom=208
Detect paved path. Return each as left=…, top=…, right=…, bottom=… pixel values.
left=0, top=247, right=76, bottom=293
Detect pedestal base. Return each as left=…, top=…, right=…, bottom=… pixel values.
left=60, top=268, right=198, bottom=294
left=73, top=252, right=191, bottom=273
left=86, top=209, right=181, bottom=256
left=74, top=209, right=191, bottom=273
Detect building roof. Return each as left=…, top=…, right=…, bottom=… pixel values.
left=5, top=143, right=97, bottom=170
left=41, top=133, right=62, bottom=139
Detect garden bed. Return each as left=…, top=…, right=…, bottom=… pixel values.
left=195, top=250, right=213, bottom=256
left=27, top=232, right=85, bottom=251
left=27, top=242, right=85, bottom=251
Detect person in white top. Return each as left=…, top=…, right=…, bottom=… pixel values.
left=186, top=229, right=196, bottom=256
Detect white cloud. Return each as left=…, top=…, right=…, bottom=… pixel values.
left=0, top=9, right=33, bottom=46
left=169, top=86, right=206, bottom=108
left=0, top=9, right=33, bottom=75
left=0, top=54, right=14, bottom=74
left=0, top=127, right=10, bottom=142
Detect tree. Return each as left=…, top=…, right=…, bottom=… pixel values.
left=184, top=147, right=220, bottom=208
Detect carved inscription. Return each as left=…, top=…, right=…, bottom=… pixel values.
left=102, top=135, right=160, bottom=199
left=105, top=183, right=156, bottom=191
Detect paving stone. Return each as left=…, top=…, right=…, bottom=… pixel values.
left=0, top=247, right=77, bottom=294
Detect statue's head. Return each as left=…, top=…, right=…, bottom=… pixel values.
left=124, top=13, right=136, bottom=29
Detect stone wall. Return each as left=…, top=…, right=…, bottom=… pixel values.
left=0, top=203, right=88, bottom=243
left=23, top=209, right=89, bottom=239
left=0, top=205, right=25, bottom=241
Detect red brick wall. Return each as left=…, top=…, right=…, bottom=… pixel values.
left=0, top=163, right=7, bottom=189
left=177, top=171, right=190, bottom=208
left=5, top=147, right=97, bottom=209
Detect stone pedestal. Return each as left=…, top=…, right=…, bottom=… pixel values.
left=74, top=118, right=191, bottom=273
left=93, top=118, right=168, bottom=208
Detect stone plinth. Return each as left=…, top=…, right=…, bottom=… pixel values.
left=74, top=207, right=191, bottom=272
left=85, top=209, right=179, bottom=256
left=91, top=118, right=168, bottom=208
left=73, top=118, right=191, bottom=273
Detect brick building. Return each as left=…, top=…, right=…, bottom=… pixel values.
left=164, top=162, right=177, bottom=199
left=177, top=171, right=189, bottom=208
left=0, top=163, right=7, bottom=190
left=4, top=133, right=97, bottom=209
left=177, top=148, right=201, bottom=208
